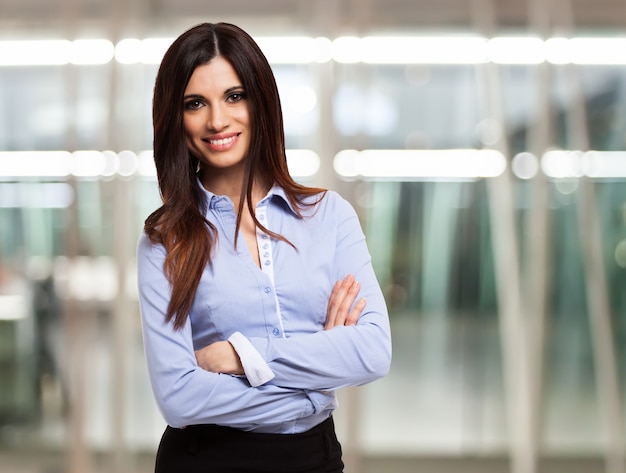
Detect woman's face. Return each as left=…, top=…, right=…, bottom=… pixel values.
left=183, top=56, right=251, bottom=181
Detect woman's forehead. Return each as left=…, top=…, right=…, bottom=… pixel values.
left=185, top=57, right=242, bottom=94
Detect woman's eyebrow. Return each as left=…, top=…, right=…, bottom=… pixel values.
left=224, top=85, right=244, bottom=94
left=183, top=85, right=244, bottom=101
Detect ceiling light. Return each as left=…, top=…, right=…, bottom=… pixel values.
left=334, top=149, right=506, bottom=180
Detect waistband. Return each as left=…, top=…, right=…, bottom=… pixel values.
left=180, top=415, right=335, bottom=440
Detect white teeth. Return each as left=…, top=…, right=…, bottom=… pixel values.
left=209, top=136, right=236, bottom=146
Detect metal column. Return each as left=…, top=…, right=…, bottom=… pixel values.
left=557, top=2, right=626, bottom=472
left=472, top=1, right=536, bottom=472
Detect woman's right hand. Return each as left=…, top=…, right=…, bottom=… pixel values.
left=324, top=274, right=366, bottom=330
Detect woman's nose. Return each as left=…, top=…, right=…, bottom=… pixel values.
left=207, top=103, right=227, bottom=130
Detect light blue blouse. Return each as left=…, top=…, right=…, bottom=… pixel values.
left=137, top=183, right=391, bottom=434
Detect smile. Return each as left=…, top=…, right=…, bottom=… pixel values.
left=208, top=135, right=237, bottom=146
left=202, top=133, right=241, bottom=151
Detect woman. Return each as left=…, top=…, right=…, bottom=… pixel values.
left=137, top=22, right=391, bottom=473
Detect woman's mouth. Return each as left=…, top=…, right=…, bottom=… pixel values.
left=203, top=133, right=240, bottom=151
left=208, top=136, right=236, bottom=146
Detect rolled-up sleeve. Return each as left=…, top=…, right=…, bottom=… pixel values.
left=228, top=331, right=275, bottom=387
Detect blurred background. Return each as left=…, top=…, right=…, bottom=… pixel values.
left=1, top=0, right=626, bottom=472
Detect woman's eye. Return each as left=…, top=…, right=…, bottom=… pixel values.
left=184, top=100, right=203, bottom=110
left=228, top=92, right=245, bottom=103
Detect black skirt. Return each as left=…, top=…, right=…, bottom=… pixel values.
left=154, top=416, right=344, bottom=473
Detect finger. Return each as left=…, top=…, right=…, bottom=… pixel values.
left=345, top=297, right=366, bottom=326
left=335, top=280, right=360, bottom=325
left=325, top=276, right=354, bottom=329
left=324, top=275, right=354, bottom=330
left=324, top=279, right=345, bottom=329
left=326, top=276, right=360, bottom=329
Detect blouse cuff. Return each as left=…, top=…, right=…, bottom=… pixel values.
left=228, top=331, right=275, bottom=387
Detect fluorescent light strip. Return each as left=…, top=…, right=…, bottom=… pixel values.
left=0, top=151, right=73, bottom=176
left=0, top=39, right=114, bottom=66
left=3, top=36, right=626, bottom=66
left=547, top=37, right=626, bottom=65
left=0, top=40, right=71, bottom=66
left=286, top=149, right=320, bottom=177
left=332, top=35, right=626, bottom=65
left=542, top=150, right=626, bottom=178
left=3, top=149, right=625, bottom=179
left=0, top=150, right=136, bottom=178
left=70, top=39, right=115, bottom=65
left=334, top=149, right=507, bottom=179
left=256, top=37, right=332, bottom=64
left=114, top=38, right=174, bottom=64
left=487, top=37, right=546, bottom=64
left=348, top=36, right=489, bottom=64
left=571, top=38, right=626, bottom=65
left=541, top=150, right=584, bottom=178
left=583, top=151, right=626, bottom=177
left=0, top=149, right=320, bottom=179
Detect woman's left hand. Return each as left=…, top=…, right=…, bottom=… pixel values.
left=325, top=274, right=367, bottom=330
left=195, top=341, right=244, bottom=375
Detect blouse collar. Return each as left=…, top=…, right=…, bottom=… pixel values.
left=195, top=176, right=298, bottom=216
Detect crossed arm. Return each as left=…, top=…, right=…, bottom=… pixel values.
left=194, top=274, right=366, bottom=375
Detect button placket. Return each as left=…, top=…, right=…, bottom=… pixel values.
left=255, top=203, right=286, bottom=338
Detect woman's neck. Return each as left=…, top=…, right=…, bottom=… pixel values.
left=199, top=167, right=270, bottom=209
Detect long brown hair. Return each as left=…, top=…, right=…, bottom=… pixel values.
left=145, top=22, right=325, bottom=329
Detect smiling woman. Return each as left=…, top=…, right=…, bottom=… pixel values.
left=137, top=22, right=391, bottom=473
